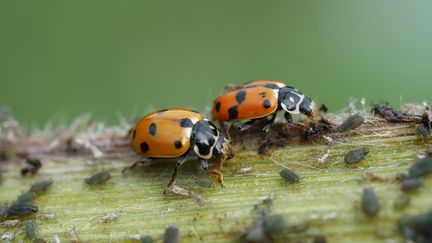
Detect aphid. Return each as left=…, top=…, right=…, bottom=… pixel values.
left=401, top=177, right=424, bottom=193
left=398, top=212, right=432, bottom=242
left=85, top=171, right=111, bottom=185
left=313, top=234, right=327, bottom=243
left=126, top=109, right=233, bottom=191
left=344, top=147, right=369, bottom=164
left=7, top=191, right=38, bottom=218
left=141, top=235, right=153, bottom=243
left=0, top=204, right=7, bottom=220
left=416, top=113, right=431, bottom=138
left=212, top=80, right=317, bottom=133
left=30, top=178, right=53, bottom=193
left=279, top=168, right=300, bottom=184
left=25, top=220, right=36, bottom=240
left=21, top=158, right=42, bottom=175
left=163, top=225, right=180, bottom=243
left=393, top=194, right=410, bottom=210
left=336, top=113, right=364, bottom=132
left=361, top=187, right=380, bottom=218
left=408, top=156, right=432, bottom=178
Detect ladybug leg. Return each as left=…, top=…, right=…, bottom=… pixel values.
left=284, top=112, right=293, bottom=124
left=262, top=113, right=277, bottom=133
left=198, top=157, right=209, bottom=171
left=164, top=154, right=188, bottom=195
left=198, top=157, right=224, bottom=187
left=237, top=120, right=256, bottom=131
left=122, top=158, right=153, bottom=174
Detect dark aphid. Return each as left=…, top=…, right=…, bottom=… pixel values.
left=163, top=225, right=179, bottom=243
left=279, top=168, right=300, bottom=184
left=85, top=171, right=111, bottom=185
left=30, top=178, right=53, bottom=193
left=0, top=203, right=7, bottom=220
left=344, top=147, right=369, bottom=164
left=313, top=234, right=327, bottom=243
left=416, top=113, right=431, bottom=138
left=361, top=187, right=380, bottom=218
left=398, top=212, right=432, bottom=242
left=371, top=103, right=407, bottom=122
left=416, top=124, right=430, bottom=138
left=25, top=220, right=36, bottom=240
left=141, top=235, right=153, bottom=243
left=7, top=191, right=38, bottom=218
left=408, top=156, right=432, bottom=178
left=427, top=147, right=432, bottom=157
left=336, top=113, right=364, bottom=132
left=21, top=158, right=42, bottom=176
left=401, top=177, right=424, bottom=193
left=263, top=214, right=286, bottom=237
left=394, top=194, right=410, bottom=210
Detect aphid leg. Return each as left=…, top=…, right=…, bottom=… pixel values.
left=284, top=112, right=293, bottom=124
left=164, top=154, right=188, bottom=195
left=237, top=120, right=256, bottom=131
left=198, top=157, right=209, bottom=171
left=122, top=158, right=153, bottom=174
left=262, top=113, right=277, bottom=133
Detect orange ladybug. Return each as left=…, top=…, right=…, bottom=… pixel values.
left=212, top=80, right=317, bottom=132
left=126, top=108, right=233, bottom=191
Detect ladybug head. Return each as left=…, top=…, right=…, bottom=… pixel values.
left=191, top=120, right=233, bottom=161
left=279, top=87, right=317, bottom=118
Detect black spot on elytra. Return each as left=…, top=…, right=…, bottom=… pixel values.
left=132, top=129, right=136, bottom=140
left=228, top=106, right=239, bottom=119
left=235, top=90, right=247, bottom=104
left=215, top=102, right=221, bottom=112
left=263, top=100, right=272, bottom=109
left=174, top=140, right=182, bottom=149
left=259, top=91, right=267, bottom=98
left=149, top=123, right=157, bottom=136
left=180, top=118, right=193, bottom=128
left=140, top=142, right=149, bottom=153
left=264, top=83, right=280, bottom=89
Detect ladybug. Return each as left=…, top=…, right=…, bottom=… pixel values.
left=125, top=108, right=233, bottom=191
left=212, top=80, right=317, bottom=132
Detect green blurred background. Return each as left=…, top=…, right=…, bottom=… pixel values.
left=1, top=0, right=431, bottom=126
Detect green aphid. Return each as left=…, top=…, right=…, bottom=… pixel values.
left=361, top=187, right=380, bottom=218
left=394, top=194, right=410, bottom=210
left=163, top=225, right=179, bottom=243
left=141, top=235, right=153, bottom=243
left=279, top=168, right=300, bottom=184
left=25, top=220, right=36, bottom=240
